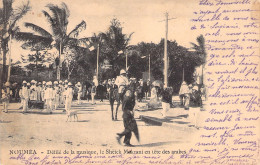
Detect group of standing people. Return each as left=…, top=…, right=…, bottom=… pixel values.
left=179, top=81, right=204, bottom=110
left=1, top=80, right=83, bottom=114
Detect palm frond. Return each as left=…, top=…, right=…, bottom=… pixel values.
left=46, top=3, right=68, bottom=37
left=190, top=42, right=199, bottom=50
left=42, top=10, right=55, bottom=26
left=14, top=32, right=53, bottom=44
left=24, top=22, right=52, bottom=38
left=9, top=1, right=31, bottom=31
left=68, top=21, right=86, bottom=38
left=0, top=9, right=3, bottom=24
left=61, top=2, right=70, bottom=17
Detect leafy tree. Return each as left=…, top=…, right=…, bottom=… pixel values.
left=99, top=18, right=134, bottom=79
left=14, top=2, right=86, bottom=80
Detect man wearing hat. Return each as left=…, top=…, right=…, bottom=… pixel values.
left=115, top=69, right=129, bottom=101
left=65, top=82, right=74, bottom=112
left=30, top=80, right=37, bottom=101
left=44, top=81, right=54, bottom=113
left=53, top=81, right=60, bottom=109
left=75, top=82, right=82, bottom=105
left=1, top=82, right=11, bottom=113
left=19, top=81, right=30, bottom=113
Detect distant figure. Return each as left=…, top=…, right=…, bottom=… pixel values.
left=190, top=85, right=202, bottom=107
left=36, top=82, right=42, bottom=101
left=41, top=81, right=46, bottom=103
left=148, top=85, right=160, bottom=109
left=136, top=82, right=143, bottom=102
left=143, top=80, right=150, bottom=100
left=91, top=83, right=96, bottom=105
left=179, top=81, right=190, bottom=109
left=30, top=80, right=37, bottom=101
left=65, top=82, right=74, bottom=112
left=189, top=85, right=201, bottom=129
left=19, top=81, right=30, bottom=113
left=75, top=82, right=82, bottom=104
left=59, top=81, right=65, bottom=106
left=1, top=82, right=11, bottom=113
left=96, top=83, right=103, bottom=102
left=115, top=69, right=129, bottom=101
left=86, top=86, right=91, bottom=102
left=44, top=81, right=54, bottom=113
left=161, top=87, right=172, bottom=118
left=53, top=81, right=60, bottom=109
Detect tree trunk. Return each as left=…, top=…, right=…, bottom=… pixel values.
left=36, top=51, right=38, bottom=81
left=0, top=49, right=3, bottom=99
left=1, top=40, right=8, bottom=83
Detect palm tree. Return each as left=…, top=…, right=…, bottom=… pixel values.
left=99, top=18, right=134, bottom=76
left=15, top=2, right=86, bottom=80
left=190, top=34, right=206, bottom=85
left=0, top=0, right=31, bottom=98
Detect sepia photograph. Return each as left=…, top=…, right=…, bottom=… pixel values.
left=0, top=0, right=259, bottom=164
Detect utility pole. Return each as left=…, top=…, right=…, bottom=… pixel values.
left=57, top=42, right=61, bottom=80
left=149, top=54, right=151, bottom=81
left=126, top=52, right=128, bottom=71
left=161, top=12, right=176, bottom=88
left=164, top=12, right=168, bottom=88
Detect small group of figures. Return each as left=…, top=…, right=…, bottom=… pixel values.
left=179, top=81, right=205, bottom=110
left=1, top=80, right=82, bottom=118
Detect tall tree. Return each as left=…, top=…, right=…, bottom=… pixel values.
left=14, top=2, right=86, bottom=80
left=0, top=0, right=30, bottom=98
left=99, top=18, right=134, bottom=78
left=190, top=34, right=206, bottom=85
left=21, top=42, right=53, bottom=80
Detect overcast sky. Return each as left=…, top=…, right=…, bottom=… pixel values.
left=2, top=0, right=201, bottom=62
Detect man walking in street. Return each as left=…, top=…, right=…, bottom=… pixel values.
left=116, top=82, right=139, bottom=146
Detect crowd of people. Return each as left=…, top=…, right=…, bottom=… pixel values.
left=1, top=70, right=205, bottom=117
left=1, top=69, right=205, bottom=146
left=1, top=80, right=83, bottom=114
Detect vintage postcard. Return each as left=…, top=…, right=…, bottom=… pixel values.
left=0, top=0, right=259, bottom=164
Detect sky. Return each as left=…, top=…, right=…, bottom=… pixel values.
left=2, top=0, right=201, bottom=63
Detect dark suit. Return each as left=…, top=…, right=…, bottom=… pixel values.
left=117, top=90, right=137, bottom=145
